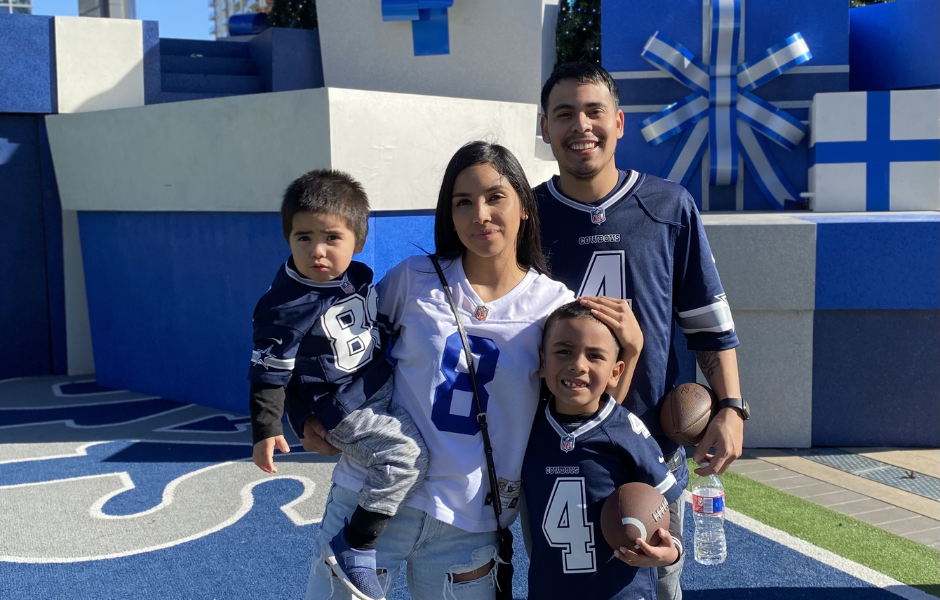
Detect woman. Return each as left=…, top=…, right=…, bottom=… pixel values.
left=304, top=142, right=632, bottom=599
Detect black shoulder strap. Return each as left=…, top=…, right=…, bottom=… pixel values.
left=428, top=254, right=506, bottom=530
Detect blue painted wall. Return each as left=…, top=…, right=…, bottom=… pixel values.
left=77, top=211, right=433, bottom=413
left=802, top=214, right=940, bottom=310
left=0, top=14, right=56, bottom=114
left=248, top=28, right=324, bottom=93
left=849, top=0, right=940, bottom=91
left=812, top=309, right=939, bottom=447
left=0, top=115, right=55, bottom=379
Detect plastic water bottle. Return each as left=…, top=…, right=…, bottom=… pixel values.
left=691, top=469, right=727, bottom=565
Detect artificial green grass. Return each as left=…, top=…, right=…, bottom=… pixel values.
left=687, top=459, right=940, bottom=597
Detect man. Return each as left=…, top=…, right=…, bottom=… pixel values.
left=535, top=62, right=748, bottom=600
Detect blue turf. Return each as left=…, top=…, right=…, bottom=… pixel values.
left=0, top=397, right=186, bottom=428
left=0, top=383, right=924, bottom=599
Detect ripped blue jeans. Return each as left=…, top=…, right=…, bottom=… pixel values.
left=306, top=483, right=501, bottom=600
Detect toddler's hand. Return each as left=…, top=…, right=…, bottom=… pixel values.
left=613, top=528, right=678, bottom=568
left=252, top=435, right=290, bottom=474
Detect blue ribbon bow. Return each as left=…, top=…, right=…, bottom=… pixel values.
left=639, top=0, right=812, bottom=209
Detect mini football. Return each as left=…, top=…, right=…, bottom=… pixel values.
left=659, top=383, right=717, bottom=446
left=600, top=482, right=670, bottom=551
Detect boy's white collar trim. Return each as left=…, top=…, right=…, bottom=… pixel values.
left=285, top=261, right=351, bottom=289
left=545, top=394, right=616, bottom=441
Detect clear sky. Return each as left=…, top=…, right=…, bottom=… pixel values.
left=32, top=0, right=214, bottom=40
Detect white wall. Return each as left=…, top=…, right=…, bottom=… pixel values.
left=54, top=16, right=144, bottom=114
left=329, top=88, right=557, bottom=211
left=317, top=0, right=545, bottom=105
left=47, top=88, right=556, bottom=213
left=47, top=89, right=333, bottom=212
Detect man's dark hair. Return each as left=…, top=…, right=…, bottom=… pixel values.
left=540, top=62, right=620, bottom=115
left=433, top=141, right=549, bottom=275
left=542, top=301, right=622, bottom=356
left=280, top=169, right=370, bottom=243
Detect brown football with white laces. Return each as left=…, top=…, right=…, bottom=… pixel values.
left=659, top=383, right=717, bottom=446
left=600, top=482, right=669, bottom=551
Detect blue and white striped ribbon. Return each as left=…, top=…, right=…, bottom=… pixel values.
left=639, top=0, right=813, bottom=209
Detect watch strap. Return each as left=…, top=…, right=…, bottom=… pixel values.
left=718, top=397, right=749, bottom=420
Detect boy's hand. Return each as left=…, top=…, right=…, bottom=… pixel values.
left=613, top=528, right=678, bottom=568
left=302, top=415, right=341, bottom=456
left=252, top=435, right=290, bottom=474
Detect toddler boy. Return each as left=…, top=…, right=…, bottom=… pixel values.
left=248, top=169, right=427, bottom=600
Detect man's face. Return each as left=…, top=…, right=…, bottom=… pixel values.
left=540, top=79, right=624, bottom=181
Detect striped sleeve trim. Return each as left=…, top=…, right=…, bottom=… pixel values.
left=251, top=351, right=295, bottom=371
left=655, top=472, right=678, bottom=495
left=676, top=298, right=735, bottom=334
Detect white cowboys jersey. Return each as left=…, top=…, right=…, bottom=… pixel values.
left=330, top=255, right=574, bottom=533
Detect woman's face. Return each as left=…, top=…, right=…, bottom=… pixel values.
left=450, top=163, right=524, bottom=263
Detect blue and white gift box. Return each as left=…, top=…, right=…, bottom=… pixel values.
left=808, top=90, right=940, bottom=212
left=602, top=0, right=849, bottom=211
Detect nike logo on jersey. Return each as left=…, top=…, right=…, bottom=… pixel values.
left=266, top=338, right=283, bottom=345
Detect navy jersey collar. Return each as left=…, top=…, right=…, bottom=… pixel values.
left=545, top=394, right=616, bottom=442
left=546, top=170, right=641, bottom=214
left=284, top=257, right=353, bottom=289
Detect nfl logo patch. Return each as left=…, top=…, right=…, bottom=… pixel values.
left=342, top=282, right=356, bottom=294
left=474, top=305, right=490, bottom=321
left=560, top=435, right=575, bottom=453
left=590, top=208, right=606, bottom=225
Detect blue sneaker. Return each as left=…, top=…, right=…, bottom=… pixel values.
left=321, top=525, right=386, bottom=600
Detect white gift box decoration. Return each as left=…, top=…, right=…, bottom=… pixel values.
left=809, top=90, right=940, bottom=212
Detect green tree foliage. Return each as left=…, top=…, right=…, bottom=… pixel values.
left=555, top=0, right=601, bottom=68
left=554, top=0, right=897, bottom=67
left=268, top=0, right=318, bottom=29
left=850, top=0, right=897, bottom=7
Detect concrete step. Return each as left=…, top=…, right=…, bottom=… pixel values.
left=160, top=38, right=249, bottom=59
left=152, top=91, right=243, bottom=104
left=161, top=73, right=263, bottom=95
left=161, top=55, right=258, bottom=76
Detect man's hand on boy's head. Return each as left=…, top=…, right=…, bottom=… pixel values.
left=301, top=415, right=341, bottom=456
left=578, top=296, right=644, bottom=357
left=252, top=435, right=290, bottom=474
left=613, top=528, right=678, bottom=569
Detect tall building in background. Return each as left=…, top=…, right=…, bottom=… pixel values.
left=1, top=1, right=32, bottom=14
left=210, top=0, right=272, bottom=38
left=78, top=0, right=136, bottom=19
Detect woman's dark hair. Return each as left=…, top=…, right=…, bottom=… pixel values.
left=433, top=141, right=548, bottom=275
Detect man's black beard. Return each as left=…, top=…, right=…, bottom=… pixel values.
left=561, top=143, right=614, bottom=182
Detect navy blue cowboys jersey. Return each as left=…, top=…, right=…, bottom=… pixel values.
left=522, top=397, right=682, bottom=600
left=535, top=171, right=739, bottom=482
left=248, top=258, right=392, bottom=432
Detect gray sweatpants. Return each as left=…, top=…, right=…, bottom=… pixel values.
left=324, top=378, right=428, bottom=517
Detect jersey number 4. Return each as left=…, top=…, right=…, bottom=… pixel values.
left=542, top=477, right=596, bottom=573
left=578, top=251, right=632, bottom=308
left=432, top=331, right=499, bottom=436
left=321, top=291, right=380, bottom=373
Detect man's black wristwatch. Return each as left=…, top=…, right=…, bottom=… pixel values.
left=718, top=397, right=750, bottom=420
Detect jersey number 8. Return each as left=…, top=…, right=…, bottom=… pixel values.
left=432, top=332, right=499, bottom=436
left=321, top=291, right=380, bottom=373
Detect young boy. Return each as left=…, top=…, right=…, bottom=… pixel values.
left=522, top=302, right=684, bottom=600
left=248, top=169, right=427, bottom=600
